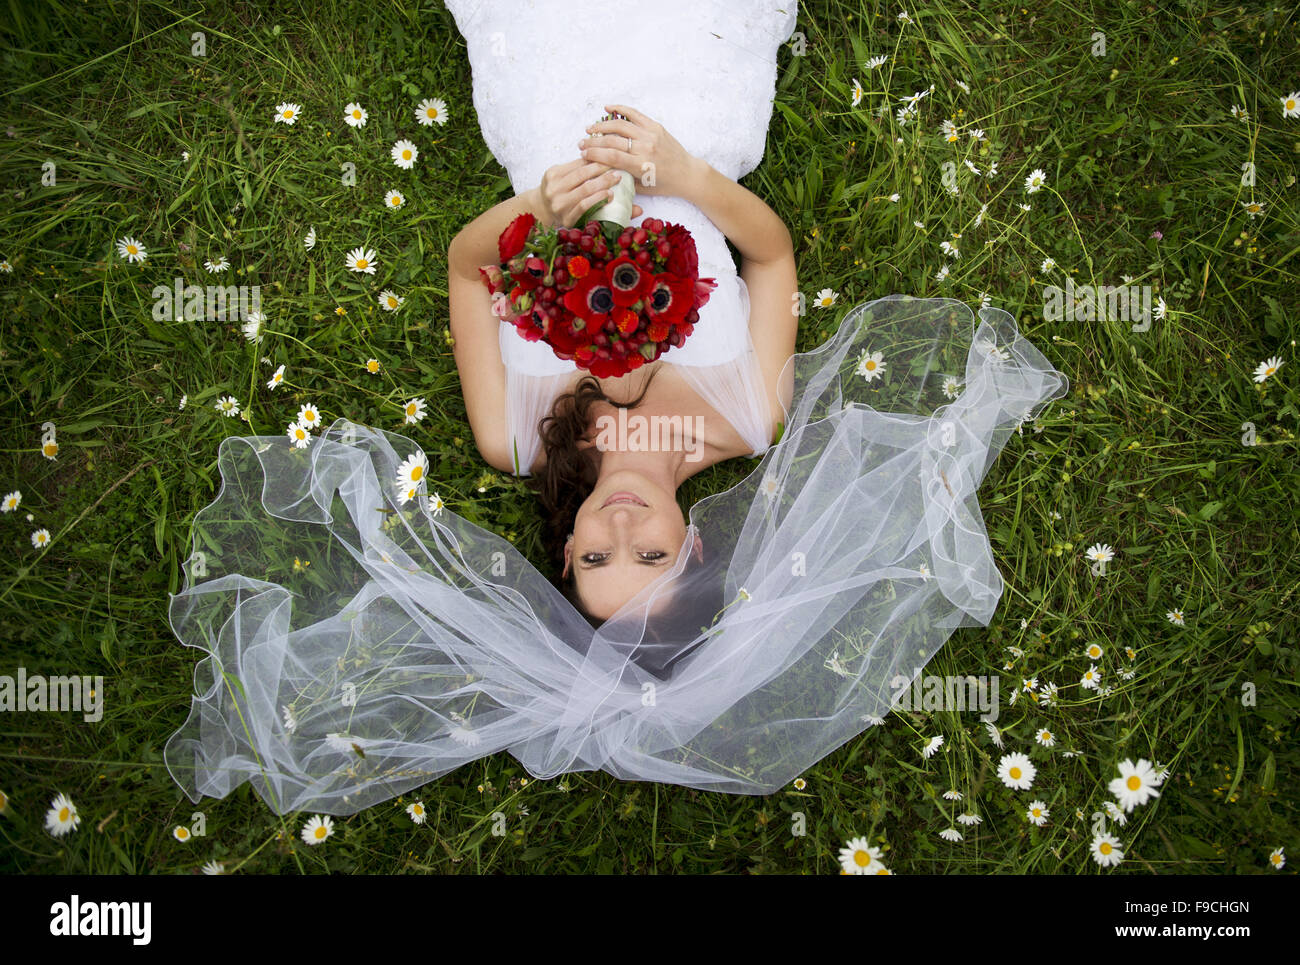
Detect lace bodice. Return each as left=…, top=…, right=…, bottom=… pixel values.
left=446, top=0, right=799, bottom=473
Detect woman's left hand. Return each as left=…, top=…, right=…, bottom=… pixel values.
left=579, top=103, right=702, bottom=199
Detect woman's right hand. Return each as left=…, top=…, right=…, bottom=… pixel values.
left=533, top=158, right=643, bottom=228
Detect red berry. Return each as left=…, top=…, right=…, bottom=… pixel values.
left=579, top=236, right=594, bottom=251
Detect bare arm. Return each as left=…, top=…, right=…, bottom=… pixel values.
left=681, top=159, right=798, bottom=441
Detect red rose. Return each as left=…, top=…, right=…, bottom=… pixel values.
left=664, top=224, right=698, bottom=277
left=498, top=213, right=536, bottom=262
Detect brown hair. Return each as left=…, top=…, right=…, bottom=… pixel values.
left=528, top=368, right=662, bottom=625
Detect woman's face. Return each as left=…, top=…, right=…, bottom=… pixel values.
left=563, top=468, right=699, bottom=621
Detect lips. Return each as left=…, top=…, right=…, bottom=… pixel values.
left=601, top=491, right=647, bottom=509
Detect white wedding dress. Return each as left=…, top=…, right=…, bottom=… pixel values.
left=163, top=0, right=1070, bottom=816
left=445, top=0, right=799, bottom=472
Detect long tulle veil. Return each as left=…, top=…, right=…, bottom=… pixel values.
left=165, top=295, right=1068, bottom=815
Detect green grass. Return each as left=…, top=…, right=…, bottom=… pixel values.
left=0, top=0, right=1296, bottom=874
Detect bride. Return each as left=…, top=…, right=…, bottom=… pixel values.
left=448, top=106, right=798, bottom=624
left=164, top=0, right=1070, bottom=816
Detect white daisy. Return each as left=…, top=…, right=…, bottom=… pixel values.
left=44, top=793, right=80, bottom=836
left=942, top=790, right=963, bottom=801
left=214, top=395, right=241, bottom=417
left=267, top=364, right=286, bottom=390
left=297, top=403, right=322, bottom=429
left=997, top=752, right=1036, bottom=790
left=1166, top=608, right=1184, bottom=626
left=343, top=102, right=368, bottom=128
left=407, top=801, right=428, bottom=824
left=116, top=236, right=147, bottom=263
left=205, top=256, right=230, bottom=273
left=1085, top=542, right=1115, bottom=564
left=1090, top=831, right=1124, bottom=867
left=850, top=78, right=864, bottom=107
left=934, top=263, right=950, bottom=283
left=1253, top=356, right=1283, bottom=383
left=287, top=421, right=312, bottom=449
left=1080, top=664, right=1102, bottom=690
left=1024, top=168, right=1047, bottom=193
left=242, top=311, right=265, bottom=343
left=201, top=860, right=226, bottom=875
left=301, top=814, right=333, bottom=844
left=31, top=528, right=50, bottom=549
left=448, top=724, right=481, bottom=747
left=1103, top=800, right=1129, bottom=826
left=938, top=828, right=963, bottom=842
left=1281, top=91, right=1300, bottom=119
left=921, top=735, right=944, bottom=759
left=396, top=450, right=429, bottom=505
left=1269, top=846, right=1285, bottom=869
left=838, top=837, right=882, bottom=873
left=856, top=349, right=886, bottom=382
left=942, top=376, right=963, bottom=399
left=391, top=139, right=418, bottom=169
left=428, top=492, right=445, bottom=517
left=282, top=704, right=297, bottom=733
left=304, top=226, right=316, bottom=250
left=1040, top=257, right=1055, bottom=272
left=379, top=290, right=404, bottom=312
left=1035, top=728, right=1055, bottom=748
left=274, top=102, right=301, bottom=125
left=346, top=246, right=377, bottom=274
left=940, top=240, right=960, bottom=259
left=402, top=397, right=427, bottom=425
left=985, top=720, right=1004, bottom=748
left=1025, top=801, right=1049, bottom=826
left=179, top=394, right=187, bottom=410
left=384, top=189, right=406, bottom=210
left=956, top=812, right=981, bottom=826
left=416, top=97, right=448, bottom=126
left=1109, top=757, right=1161, bottom=812
left=866, top=55, right=888, bottom=69
left=814, top=287, right=838, bottom=308
left=1, top=490, right=20, bottom=512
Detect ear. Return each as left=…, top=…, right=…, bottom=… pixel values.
left=691, top=529, right=704, bottom=564
left=563, top=539, right=573, bottom=579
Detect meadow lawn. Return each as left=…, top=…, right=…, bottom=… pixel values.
left=0, top=0, right=1296, bottom=873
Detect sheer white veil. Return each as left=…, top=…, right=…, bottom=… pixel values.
left=165, top=296, right=1068, bottom=815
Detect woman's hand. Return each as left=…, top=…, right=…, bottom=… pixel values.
left=579, top=103, right=703, bottom=199
left=534, top=157, right=644, bottom=228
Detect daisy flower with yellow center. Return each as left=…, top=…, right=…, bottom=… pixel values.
left=45, top=793, right=80, bottom=836
left=814, top=287, right=838, bottom=308
left=1081, top=665, right=1101, bottom=690
left=287, top=421, right=312, bottom=449
left=2, top=491, right=20, bottom=512
left=1241, top=200, right=1265, bottom=218
left=1090, top=832, right=1124, bottom=867
left=1108, top=757, right=1161, bottom=812
left=1269, top=847, right=1285, bottom=869
left=173, top=825, right=192, bottom=842
left=856, top=349, right=886, bottom=383
left=300, top=814, right=333, bottom=844
left=346, top=247, right=377, bottom=274
left=428, top=492, right=445, bottom=516
left=837, top=837, right=881, bottom=874
left=379, top=290, right=404, bottom=312
left=1281, top=91, right=1299, bottom=119
left=384, top=189, right=406, bottom=210
left=1253, top=356, right=1283, bottom=383
left=343, top=102, right=368, bottom=128
left=365, top=358, right=381, bottom=374
left=274, top=102, right=301, bottom=125
left=403, top=397, right=427, bottom=425
left=297, top=403, right=321, bottom=429
left=1025, top=801, right=1049, bottom=826
left=415, top=97, right=448, bottom=126
left=997, top=752, right=1036, bottom=790
left=407, top=801, right=427, bottom=824
left=391, top=139, right=418, bottom=169
left=267, top=364, right=286, bottom=390
left=31, top=528, right=51, bottom=549
left=396, top=450, right=428, bottom=505
left=1085, top=643, right=1104, bottom=660
left=1035, top=728, right=1055, bottom=747
left=116, top=236, right=147, bottom=263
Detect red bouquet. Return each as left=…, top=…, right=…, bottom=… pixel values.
left=479, top=212, right=716, bottom=378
